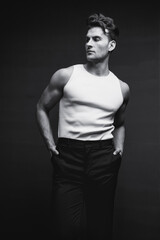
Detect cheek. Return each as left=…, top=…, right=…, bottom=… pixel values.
left=99, top=46, right=108, bottom=55
left=97, top=43, right=107, bottom=52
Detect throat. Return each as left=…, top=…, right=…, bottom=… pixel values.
left=84, top=63, right=110, bottom=77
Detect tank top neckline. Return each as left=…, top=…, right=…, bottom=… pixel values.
left=81, top=64, right=111, bottom=78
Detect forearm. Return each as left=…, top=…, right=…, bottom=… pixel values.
left=36, top=104, right=56, bottom=151
left=113, top=124, right=125, bottom=154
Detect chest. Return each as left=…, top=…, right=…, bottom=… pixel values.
left=63, top=77, right=123, bottom=111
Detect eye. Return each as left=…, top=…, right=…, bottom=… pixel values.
left=86, top=37, right=90, bottom=43
left=93, top=37, right=101, bottom=42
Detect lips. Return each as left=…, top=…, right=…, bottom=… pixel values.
left=87, top=50, right=95, bottom=54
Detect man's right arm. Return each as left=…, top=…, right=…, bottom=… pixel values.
left=36, top=66, right=73, bottom=156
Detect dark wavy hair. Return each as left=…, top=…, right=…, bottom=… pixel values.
left=86, top=13, right=119, bottom=41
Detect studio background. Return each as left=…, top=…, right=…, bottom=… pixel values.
left=1, top=2, right=160, bottom=239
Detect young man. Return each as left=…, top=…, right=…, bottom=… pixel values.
left=36, top=13, right=130, bottom=240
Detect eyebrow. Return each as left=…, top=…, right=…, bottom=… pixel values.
left=86, top=35, right=101, bottom=38
left=86, top=33, right=102, bottom=38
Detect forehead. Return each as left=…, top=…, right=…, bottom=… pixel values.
left=86, top=27, right=106, bottom=37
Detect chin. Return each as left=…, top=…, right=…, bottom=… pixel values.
left=86, top=56, right=96, bottom=62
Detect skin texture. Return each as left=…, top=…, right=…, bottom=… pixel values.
left=36, top=26, right=130, bottom=157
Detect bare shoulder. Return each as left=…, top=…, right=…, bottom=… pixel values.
left=119, top=79, right=130, bottom=103
left=50, top=65, right=74, bottom=89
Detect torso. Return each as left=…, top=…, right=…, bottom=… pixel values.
left=58, top=64, right=125, bottom=140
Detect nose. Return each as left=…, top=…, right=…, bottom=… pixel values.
left=86, top=38, right=93, bottom=48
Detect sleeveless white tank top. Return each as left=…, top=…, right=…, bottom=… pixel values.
left=58, top=64, right=123, bottom=140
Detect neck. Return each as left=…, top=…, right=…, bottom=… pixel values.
left=85, top=61, right=110, bottom=77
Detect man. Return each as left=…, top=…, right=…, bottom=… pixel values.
left=36, top=13, right=130, bottom=240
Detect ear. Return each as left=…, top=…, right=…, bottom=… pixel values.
left=108, top=40, right=116, bottom=52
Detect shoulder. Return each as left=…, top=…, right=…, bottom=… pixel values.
left=119, top=79, right=130, bottom=104
left=54, top=65, right=74, bottom=80
left=50, top=65, right=74, bottom=88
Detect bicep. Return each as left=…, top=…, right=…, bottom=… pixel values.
left=39, top=86, right=62, bottom=112
left=38, top=75, right=63, bottom=112
left=37, top=66, right=73, bottom=112
left=114, top=102, right=127, bottom=127
left=114, top=81, right=130, bottom=127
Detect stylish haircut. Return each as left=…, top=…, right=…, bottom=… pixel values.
left=86, top=13, right=119, bottom=41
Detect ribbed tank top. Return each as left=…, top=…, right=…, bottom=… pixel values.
left=58, top=64, right=123, bottom=140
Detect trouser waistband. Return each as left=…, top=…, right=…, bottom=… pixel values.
left=57, top=137, right=113, bottom=148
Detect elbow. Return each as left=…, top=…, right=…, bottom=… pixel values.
left=35, top=102, right=41, bottom=121
left=35, top=102, right=46, bottom=124
left=36, top=101, right=49, bottom=116
left=36, top=101, right=42, bottom=114
left=36, top=101, right=44, bottom=117
left=114, top=121, right=125, bottom=129
left=36, top=101, right=42, bottom=111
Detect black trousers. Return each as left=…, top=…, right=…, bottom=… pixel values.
left=51, top=138, right=122, bottom=240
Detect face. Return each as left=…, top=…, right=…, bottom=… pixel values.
left=85, top=27, right=115, bottom=62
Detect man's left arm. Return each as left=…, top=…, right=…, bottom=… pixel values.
left=113, top=81, right=130, bottom=156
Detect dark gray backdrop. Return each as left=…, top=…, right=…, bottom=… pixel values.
left=1, top=2, right=160, bottom=239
